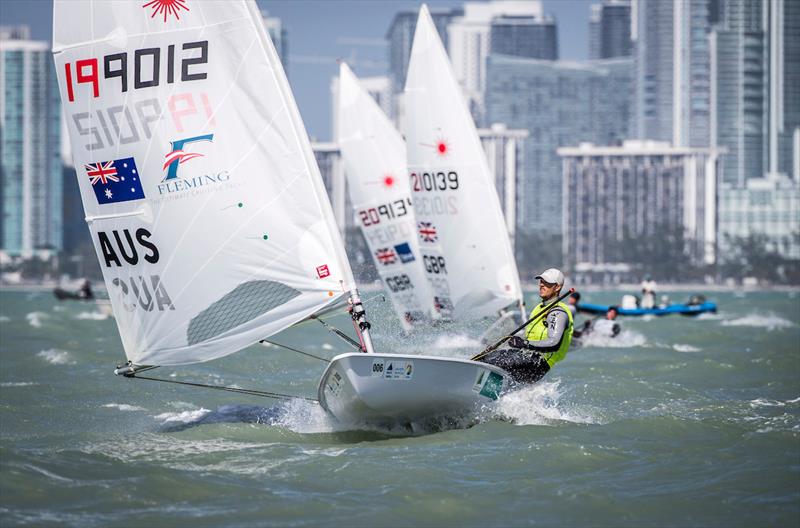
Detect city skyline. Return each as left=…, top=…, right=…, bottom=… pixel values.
left=2, top=0, right=594, bottom=141
left=1, top=0, right=797, bottom=282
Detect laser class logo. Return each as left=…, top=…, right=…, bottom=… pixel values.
left=143, top=0, right=189, bottom=22
left=85, top=158, right=146, bottom=205
left=162, top=133, right=214, bottom=180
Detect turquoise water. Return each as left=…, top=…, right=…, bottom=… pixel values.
left=1, top=289, right=798, bottom=527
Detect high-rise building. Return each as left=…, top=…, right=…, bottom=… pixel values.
left=709, top=0, right=767, bottom=187
left=489, top=15, right=557, bottom=60
left=767, top=0, right=799, bottom=181
left=260, top=11, right=288, bottom=75
left=312, top=142, right=346, bottom=235
left=558, top=141, right=720, bottom=270
left=589, top=4, right=602, bottom=60
left=718, top=174, right=799, bottom=260
left=448, top=1, right=545, bottom=124
left=386, top=7, right=463, bottom=97
left=634, top=0, right=711, bottom=148
left=0, top=27, right=62, bottom=256
left=477, top=123, right=528, bottom=248
left=61, top=164, right=87, bottom=254
left=711, top=0, right=800, bottom=262
left=485, top=55, right=633, bottom=236
left=588, top=0, right=632, bottom=59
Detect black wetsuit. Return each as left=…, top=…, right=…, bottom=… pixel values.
left=479, top=307, right=571, bottom=384
left=478, top=348, right=550, bottom=384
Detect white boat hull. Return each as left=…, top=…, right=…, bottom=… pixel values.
left=318, top=353, right=510, bottom=425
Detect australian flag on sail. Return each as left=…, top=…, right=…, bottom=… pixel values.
left=85, top=157, right=146, bottom=205
left=394, top=242, right=415, bottom=263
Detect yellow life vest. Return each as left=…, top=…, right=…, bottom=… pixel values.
left=524, top=300, right=573, bottom=368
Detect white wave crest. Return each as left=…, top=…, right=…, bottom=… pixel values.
left=0, top=315, right=10, bottom=323
left=580, top=330, right=646, bottom=348
left=154, top=408, right=211, bottom=425
left=103, top=403, right=145, bottom=412
left=321, top=343, right=334, bottom=351
left=26, top=312, right=49, bottom=328
left=37, top=349, right=74, bottom=365
left=0, top=382, right=36, bottom=387
left=673, top=344, right=702, bottom=353
left=491, top=380, right=596, bottom=426
left=76, top=311, right=110, bottom=321
left=722, top=314, right=795, bottom=330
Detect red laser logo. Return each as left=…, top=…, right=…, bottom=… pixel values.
left=142, top=0, right=189, bottom=22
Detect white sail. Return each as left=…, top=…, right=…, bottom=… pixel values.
left=337, top=63, right=435, bottom=331
left=404, top=5, right=523, bottom=320
left=53, top=0, right=354, bottom=366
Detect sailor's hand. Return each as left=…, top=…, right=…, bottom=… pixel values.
left=508, top=336, right=527, bottom=349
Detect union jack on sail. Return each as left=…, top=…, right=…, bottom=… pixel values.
left=418, top=222, right=438, bottom=243
left=375, top=248, right=397, bottom=265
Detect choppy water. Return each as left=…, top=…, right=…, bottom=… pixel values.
left=1, top=289, right=798, bottom=527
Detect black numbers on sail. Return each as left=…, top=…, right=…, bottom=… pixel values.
left=372, top=363, right=384, bottom=374
left=385, top=274, right=414, bottom=292
left=423, top=256, right=448, bottom=275
left=411, top=171, right=459, bottom=192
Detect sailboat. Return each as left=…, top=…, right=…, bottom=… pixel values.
left=337, top=62, right=436, bottom=332
left=404, top=5, right=525, bottom=326
left=53, top=0, right=510, bottom=426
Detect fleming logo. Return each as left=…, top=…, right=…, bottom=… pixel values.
left=143, top=0, right=189, bottom=22
left=163, top=134, right=214, bottom=180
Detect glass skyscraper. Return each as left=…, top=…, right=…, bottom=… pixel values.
left=588, top=0, right=632, bottom=60
left=710, top=0, right=767, bottom=186
left=485, top=55, right=633, bottom=236
left=0, top=27, right=62, bottom=256
left=386, top=8, right=462, bottom=97
left=634, top=0, right=711, bottom=148
left=489, top=15, right=557, bottom=60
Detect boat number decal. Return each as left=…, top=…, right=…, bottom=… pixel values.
left=371, top=359, right=384, bottom=376
left=326, top=370, right=343, bottom=397
left=479, top=372, right=503, bottom=401
left=384, top=360, right=413, bottom=380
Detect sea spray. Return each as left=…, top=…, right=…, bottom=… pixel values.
left=721, top=313, right=795, bottom=330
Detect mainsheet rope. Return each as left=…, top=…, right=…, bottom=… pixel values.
left=126, top=373, right=319, bottom=403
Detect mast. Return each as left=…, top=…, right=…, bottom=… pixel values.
left=348, top=289, right=376, bottom=354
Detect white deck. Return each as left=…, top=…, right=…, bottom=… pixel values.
left=317, top=353, right=510, bottom=425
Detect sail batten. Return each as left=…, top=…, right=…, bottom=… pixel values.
left=54, top=0, right=354, bottom=366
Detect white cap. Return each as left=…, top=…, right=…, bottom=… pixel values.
left=535, top=268, right=564, bottom=286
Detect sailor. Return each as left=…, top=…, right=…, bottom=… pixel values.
left=78, top=279, right=94, bottom=300
left=640, top=275, right=657, bottom=309
left=566, top=291, right=581, bottom=318
left=478, top=268, right=573, bottom=384
left=590, top=306, right=621, bottom=338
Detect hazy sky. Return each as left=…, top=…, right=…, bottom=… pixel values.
left=2, top=0, right=592, bottom=140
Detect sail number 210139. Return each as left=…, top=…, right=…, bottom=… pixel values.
left=411, top=171, right=459, bottom=192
